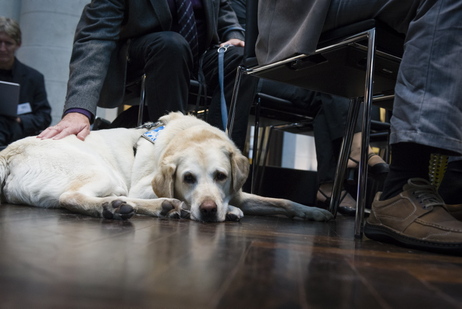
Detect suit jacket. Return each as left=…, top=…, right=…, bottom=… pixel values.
left=255, top=0, right=331, bottom=65
left=64, top=0, right=245, bottom=116
left=11, top=58, right=52, bottom=136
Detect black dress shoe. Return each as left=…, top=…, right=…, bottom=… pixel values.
left=347, top=153, right=389, bottom=184
left=316, top=189, right=356, bottom=216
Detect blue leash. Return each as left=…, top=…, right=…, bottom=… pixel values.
left=217, top=44, right=231, bottom=130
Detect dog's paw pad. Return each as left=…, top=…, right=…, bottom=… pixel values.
left=160, top=201, right=175, bottom=216
left=180, top=209, right=191, bottom=219
left=226, top=213, right=241, bottom=222
left=102, top=200, right=135, bottom=220
left=168, top=211, right=180, bottom=219
left=119, top=204, right=134, bottom=216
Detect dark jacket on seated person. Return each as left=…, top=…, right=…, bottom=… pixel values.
left=0, top=58, right=52, bottom=146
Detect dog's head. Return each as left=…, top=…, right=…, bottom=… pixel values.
left=151, top=126, right=249, bottom=222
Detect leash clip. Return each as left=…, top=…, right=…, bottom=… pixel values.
left=217, top=44, right=232, bottom=53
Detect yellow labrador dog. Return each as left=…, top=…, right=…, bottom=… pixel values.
left=0, top=112, right=332, bottom=222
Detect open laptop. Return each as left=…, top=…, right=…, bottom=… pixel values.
left=0, top=80, right=20, bottom=118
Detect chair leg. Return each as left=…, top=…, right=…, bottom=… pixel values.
left=194, top=81, right=204, bottom=116
left=254, top=124, right=276, bottom=194
left=354, top=28, right=376, bottom=238
left=329, top=98, right=361, bottom=217
left=137, top=74, right=146, bottom=127
left=251, top=96, right=261, bottom=194
left=227, top=66, right=245, bottom=137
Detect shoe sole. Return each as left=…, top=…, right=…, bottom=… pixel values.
left=364, top=223, right=462, bottom=255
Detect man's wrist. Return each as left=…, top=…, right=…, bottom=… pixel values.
left=64, top=108, right=94, bottom=122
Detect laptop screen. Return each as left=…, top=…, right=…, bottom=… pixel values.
left=0, top=80, right=20, bottom=118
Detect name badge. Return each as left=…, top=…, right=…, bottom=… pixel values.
left=17, top=102, right=32, bottom=115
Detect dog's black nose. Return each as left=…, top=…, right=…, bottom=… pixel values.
left=200, top=200, right=217, bottom=221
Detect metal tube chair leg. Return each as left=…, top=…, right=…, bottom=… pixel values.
left=329, top=97, right=361, bottom=217
left=250, top=96, right=261, bottom=194
left=227, top=66, right=245, bottom=137
left=137, top=74, right=146, bottom=127
left=355, top=28, right=376, bottom=238
left=329, top=27, right=377, bottom=238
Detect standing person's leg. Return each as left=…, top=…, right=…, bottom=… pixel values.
left=127, top=32, right=191, bottom=122
left=202, top=45, right=258, bottom=151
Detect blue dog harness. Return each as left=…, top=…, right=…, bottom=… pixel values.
left=141, top=122, right=165, bottom=144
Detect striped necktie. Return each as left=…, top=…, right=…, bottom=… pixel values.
left=175, top=0, right=199, bottom=62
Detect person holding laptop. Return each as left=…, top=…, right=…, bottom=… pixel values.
left=0, top=16, right=51, bottom=149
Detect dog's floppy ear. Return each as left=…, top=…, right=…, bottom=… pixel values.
left=230, top=148, right=250, bottom=193
left=152, top=156, right=176, bottom=198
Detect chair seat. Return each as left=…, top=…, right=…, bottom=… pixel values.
left=318, top=20, right=404, bottom=56
left=246, top=20, right=404, bottom=99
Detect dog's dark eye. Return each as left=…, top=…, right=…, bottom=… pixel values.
left=214, top=171, right=227, bottom=182
left=183, top=173, right=196, bottom=184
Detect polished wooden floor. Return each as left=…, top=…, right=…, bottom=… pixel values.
left=1, top=203, right=461, bottom=309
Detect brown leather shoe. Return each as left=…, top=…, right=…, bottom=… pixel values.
left=364, top=178, right=462, bottom=255
left=446, top=204, right=462, bottom=220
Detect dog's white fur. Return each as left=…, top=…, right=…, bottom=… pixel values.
left=0, top=112, right=332, bottom=222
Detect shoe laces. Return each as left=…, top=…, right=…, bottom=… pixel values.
left=407, top=178, right=445, bottom=209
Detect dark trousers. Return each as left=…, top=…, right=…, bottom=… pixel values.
left=124, top=31, right=258, bottom=151
left=0, top=116, right=23, bottom=148
left=127, top=32, right=192, bottom=123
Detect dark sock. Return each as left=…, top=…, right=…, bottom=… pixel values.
left=439, top=159, right=462, bottom=204
left=380, top=143, right=433, bottom=200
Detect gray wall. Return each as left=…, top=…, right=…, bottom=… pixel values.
left=0, top=0, right=117, bottom=125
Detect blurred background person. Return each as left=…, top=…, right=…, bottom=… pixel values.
left=0, top=16, right=51, bottom=150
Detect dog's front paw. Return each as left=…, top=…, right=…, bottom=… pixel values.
left=226, top=205, right=244, bottom=222
left=299, top=206, right=333, bottom=221
left=160, top=199, right=185, bottom=219
left=102, top=200, right=135, bottom=220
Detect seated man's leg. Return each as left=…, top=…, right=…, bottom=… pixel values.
left=439, top=157, right=462, bottom=220
left=127, top=31, right=191, bottom=123
left=202, top=45, right=258, bottom=151
left=361, top=0, right=462, bottom=253
left=258, top=79, right=319, bottom=112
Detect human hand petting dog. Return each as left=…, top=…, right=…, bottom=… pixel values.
left=38, top=112, right=91, bottom=141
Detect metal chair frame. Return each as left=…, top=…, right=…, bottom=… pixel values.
left=134, top=74, right=211, bottom=126
left=228, top=21, right=403, bottom=238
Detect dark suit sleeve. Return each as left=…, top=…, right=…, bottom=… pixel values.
left=229, top=0, right=246, bottom=28
left=217, top=0, right=245, bottom=42
left=19, top=71, right=52, bottom=136
left=64, top=0, right=126, bottom=116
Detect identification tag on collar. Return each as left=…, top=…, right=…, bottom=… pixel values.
left=142, top=125, right=165, bottom=144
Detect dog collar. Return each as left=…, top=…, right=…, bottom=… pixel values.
left=141, top=122, right=165, bottom=144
